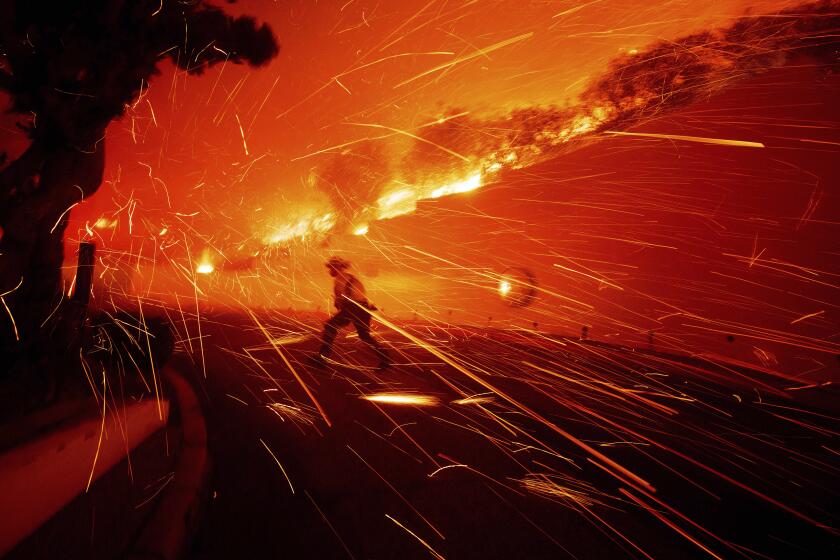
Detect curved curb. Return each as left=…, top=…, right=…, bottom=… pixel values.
left=0, top=398, right=169, bottom=557
left=127, top=366, right=209, bottom=560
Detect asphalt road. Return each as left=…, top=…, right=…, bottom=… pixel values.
left=173, top=310, right=839, bottom=559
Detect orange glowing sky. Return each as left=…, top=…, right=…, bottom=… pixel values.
left=1, top=0, right=838, bottom=377
left=63, top=0, right=803, bottom=230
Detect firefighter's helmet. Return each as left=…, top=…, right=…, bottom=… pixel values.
left=325, top=256, right=351, bottom=270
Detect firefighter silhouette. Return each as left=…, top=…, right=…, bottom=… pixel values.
left=315, top=256, right=390, bottom=368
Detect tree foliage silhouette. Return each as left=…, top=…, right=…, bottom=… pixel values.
left=0, top=1, right=278, bottom=358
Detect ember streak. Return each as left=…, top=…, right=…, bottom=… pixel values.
left=1, top=1, right=839, bottom=558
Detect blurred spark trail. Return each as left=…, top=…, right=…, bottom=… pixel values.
left=362, top=393, right=441, bottom=406
left=16, top=0, right=840, bottom=558
left=257, top=0, right=839, bottom=247
left=185, top=306, right=840, bottom=557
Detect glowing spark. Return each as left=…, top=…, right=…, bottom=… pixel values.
left=290, top=134, right=391, bottom=161
left=86, top=368, right=107, bottom=493
left=0, top=277, right=24, bottom=341
left=304, top=490, right=356, bottom=559
left=428, top=464, right=468, bottom=477
left=362, top=393, right=440, bottom=406
left=621, top=489, right=724, bottom=560
left=553, top=263, right=624, bottom=291
left=247, top=310, right=332, bottom=427
left=419, top=111, right=470, bottom=128
left=520, top=474, right=605, bottom=507
left=50, top=202, right=79, bottom=233
left=553, top=0, right=604, bottom=18
left=790, top=310, right=824, bottom=324
left=66, top=274, right=77, bottom=298
left=385, top=514, right=446, bottom=560
left=246, top=333, right=312, bottom=349
left=353, top=223, right=369, bottom=236
left=146, top=99, right=157, bottom=126
left=260, top=438, right=295, bottom=494
left=138, top=297, right=164, bottom=421
left=403, top=246, right=593, bottom=310
left=333, top=77, right=351, bottom=94
left=348, top=122, right=470, bottom=162
left=235, top=113, right=249, bottom=156
left=358, top=301, right=653, bottom=492
left=394, top=31, right=534, bottom=88
left=1, top=297, right=19, bottom=341
left=604, top=131, right=765, bottom=148
left=267, top=402, right=317, bottom=425
left=94, top=216, right=117, bottom=229
left=226, top=394, right=248, bottom=406
left=349, top=445, right=445, bottom=539
left=0, top=277, right=24, bottom=299
left=333, top=51, right=454, bottom=81
left=498, top=280, right=511, bottom=296
left=453, top=395, right=495, bottom=405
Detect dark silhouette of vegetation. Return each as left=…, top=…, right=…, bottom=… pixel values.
left=0, top=1, right=278, bottom=383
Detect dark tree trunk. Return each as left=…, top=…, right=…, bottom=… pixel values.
left=0, top=135, right=105, bottom=361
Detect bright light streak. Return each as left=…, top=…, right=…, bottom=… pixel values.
left=260, top=438, right=295, bottom=494
left=385, top=514, right=446, bottom=560
left=394, top=31, right=534, bottom=88
left=429, top=172, right=481, bottom=199
left=453, top=395, right=495, bottom=405
left=604, top=130, right=765, bottom=148
left=362, top=393, right=440, bottom=406
left=94, top=216, right=118, bottom=229
left=1, top=296, right=19, bottom=341
left=498, top=280, right=512, bottom=296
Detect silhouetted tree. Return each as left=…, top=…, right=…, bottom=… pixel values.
left=0, top=1, right=278, bottom=366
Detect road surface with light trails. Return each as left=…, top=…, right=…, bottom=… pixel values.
left=173, top=310, right=838, bottom=559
